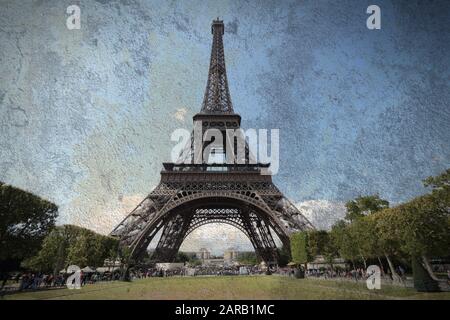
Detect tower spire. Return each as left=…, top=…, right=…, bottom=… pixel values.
left=201, top=19, right=234, bottom=114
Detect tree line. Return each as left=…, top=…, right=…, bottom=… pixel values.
left=23, top=225, right=119, bottom=274
left=0, top=182, right=58, bottom=275
left=290, top=169, right=450, bottom=291
left=0, top=182, right=119, bottom=284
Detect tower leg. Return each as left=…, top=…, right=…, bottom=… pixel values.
left=241, top=208, right=279, bottom=264
left=151, top=211, right=193, bottom=262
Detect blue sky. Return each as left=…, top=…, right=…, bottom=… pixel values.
left=1, top=0, right=449, bottom=252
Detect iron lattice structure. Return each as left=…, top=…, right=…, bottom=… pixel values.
left=111, top=20, right=314, bottom=264
left=201, top=20, right=234, bottom=114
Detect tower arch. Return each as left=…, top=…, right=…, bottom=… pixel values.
left=127, top=196, right=290, bottom=263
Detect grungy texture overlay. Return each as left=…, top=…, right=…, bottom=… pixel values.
left=1, top=0, right=449, bottom=254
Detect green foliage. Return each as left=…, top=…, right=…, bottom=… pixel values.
left=290, top=232, right=311, bottom=264
left=307, top=230, right=328, bottom=257
left=306, top=230, right=338, bottom=266
left=327, top=169, right=450, bottom=281
left=22, top=227, right=66, bottom=273
left=322, top=237, right=339, bottom=266
left=370, top=193, right=450, bottom=262
left=329, top=221, right=359, bottom=265
left=372, top=208, right=403, bottom=258
left=175, top=252, right=202, bottom=266
left=118, top=246, right=132, bottom=263
left=0, top=182, right=58, bottom=270
left=237, top=251, right=259, bottom=265
left=395, top=195, right=450, bottom=258
left=423, top=168, right=450, bottom=192
left=24, top=225, right=119, bottom=273
left=175, top=252, right=190, bottom=263
left=345, top=195, right=389, bottom=222
left=277, top=246, right=291, bottom=267
left=351, top=217, right=381, bottom=262
left=188, top=256, right=202, bottom=266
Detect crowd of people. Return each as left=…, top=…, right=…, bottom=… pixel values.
left=0, top=265, right=265, bottom=292
left=129, top=265, right=265, bottom=278
left=17, top=273, right=66, bottom=290
left=2, top=263, right=449, bottom=293
left=306, top=268, right=373, bottom=281
left=1, top=270, right=121, bottom=292
left=277, top=265, right=413, bottom=283
left=181, top=265, right=263, bottom=276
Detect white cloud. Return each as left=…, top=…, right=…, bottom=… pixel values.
left=68, top=193, right=146, bottom=235
left=173, top=108, right=187, bottom=122
left=295, top=200, right=346, bottom=230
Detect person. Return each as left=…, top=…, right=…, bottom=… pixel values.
left=31, top=274, right=41, bottom=290
left=387, top=268, right=392, bottom=280
left=19, top=273, right=27, bottom=291
left=352, top=269, right=358, bottom=281
left=398, top=265, right=405, bottom=279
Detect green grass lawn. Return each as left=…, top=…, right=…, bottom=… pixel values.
left=3, top=276, right=450, bottom=300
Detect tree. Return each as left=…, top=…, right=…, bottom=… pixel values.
left=345, top=195, right=389, bottom=222
left=307, top=230, right=339, bottom=271
left=322, top=234, right=339, bottom=270
left=290, top=232, right=311, bottom=266
left=372, top=208, right=404, bottom=282
left=66, top=229, right=89, bottom=267
left=342, top=195, right=390, bottom=272
left=362, top=214, right=387, bottom=273
left=277, top=246, right=290, bottom=267
left=22, top=226, right=67, bottom=274
left=307, top=230, right=328, bottom=258
left=396, top=195, right=450, bottom=282
left=416, top=169, right=450, bottom=288
left=330, top=220, right=359, bottom=269
left=175, top=252, right=190, bottom=263
left=237, top=252, right=259, bottom=265
left=423, top=168, right=450, bottom=196
left=0, top=182, right=58, bottom=275
left=347, top=218, right=373, bottom=269
left=24, top=225, right=119, bottom=273
left=373, top=190, right=450, bottom=286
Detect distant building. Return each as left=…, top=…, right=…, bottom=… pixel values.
left=224, top=248, right=239, bottom=263
left=196, top=248, right=211, bottom=260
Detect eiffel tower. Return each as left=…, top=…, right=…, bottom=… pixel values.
left=111, top=19, right=314, bottom=264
